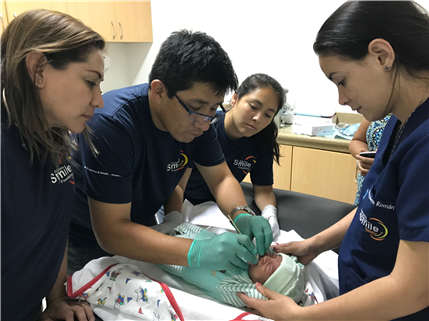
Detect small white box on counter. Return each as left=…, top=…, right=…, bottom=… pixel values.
left=292, top=123, right=334, bottom=136
left=291, top=114, right=334, bottom=136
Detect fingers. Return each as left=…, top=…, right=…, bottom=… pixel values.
left=264, top=223, right=274, bottom=252
left=272, top=241, right=294, bottom=254
left=235, top=234, right=258, bottom=264
left=63, top=309, right=75, bottom=321
left=39, top=298, right=94, bottom=321
left=255, top=229, right=272, bottom=256
left=236, top=285, right=278, bottom=317
left=61, top=301, right=94, bottom=321
left=78, top=301, right=95, bottom=321
left=357, top=162, right=369, bottom=176
left=356, top=155, right=374, bottom=167
left=254, top=282, right=278, bottom=299
left=360, top=159, right=374, bottom=169
left=251, top=217, right=273, bottom=256
left=236, top=292, right=263, bottom=314
left=228, top=256, right=249, bottom=273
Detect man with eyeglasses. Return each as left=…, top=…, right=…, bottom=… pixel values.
left=68, top=30, right=273, bottom=277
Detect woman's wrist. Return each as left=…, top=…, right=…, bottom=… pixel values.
left=307, top=233, right=334, bottom=256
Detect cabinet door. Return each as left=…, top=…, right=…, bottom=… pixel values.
left=273, top=145, right=292, bottom=190
left=67, top=1, right=117, bottom=42
left=113, top=1, right=152, bottom=42
left=291, top=147, right=357, bottom=203
left=5, top=1, right=68, bottom=22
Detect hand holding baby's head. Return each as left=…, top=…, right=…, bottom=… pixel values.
left=248, top=251, right=306, bottom=304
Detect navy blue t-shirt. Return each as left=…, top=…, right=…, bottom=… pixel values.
left=339, top=99, right=429, bottom=320
left=185, top=112, right=274, bottom=204
left=1, top=108, right=75, bottom=320
left=70, top=84, right=225, bottom=243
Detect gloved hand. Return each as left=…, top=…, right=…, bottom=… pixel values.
left=262, top=205, right=280, bottom=241
left=234, top=214, right=273, bottom=256
left=187, top=232, right=258, bottom=274
left=149, top=210, right=184, bottom=235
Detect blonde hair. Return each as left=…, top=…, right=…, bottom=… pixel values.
left=1, top=9, right=105, bottom=164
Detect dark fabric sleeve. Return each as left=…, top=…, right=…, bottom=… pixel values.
left=80, top=114, right=136, bottom=204
left=397, top=134, right=429, bottom=242
left=192, top=125, right=225, bottom=167
left=250, top=147, right=274, bottom=186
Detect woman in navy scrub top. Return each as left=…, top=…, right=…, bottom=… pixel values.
left=1, top=9, right=105, bottom=320
left=182, top=73, right=285, bottom=240
left=237, top=1, right=429, bottom=320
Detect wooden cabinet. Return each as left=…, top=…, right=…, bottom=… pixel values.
left=113, top=1, right=152, bottom=42
left=273, top=145, right=292, bottom=190
left=290, top=147, right=357, bottom=203
left=4, top=1, right=68, bottom=22
left=67, top=1, right=153, bottom=42
left=246, top=144, right=357, bottom=204
left=2, top=1, right=152, bottom=43
left=67, top=1, right=116, bottom=41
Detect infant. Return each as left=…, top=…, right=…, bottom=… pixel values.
left=158, top=222, right=305, bottom=307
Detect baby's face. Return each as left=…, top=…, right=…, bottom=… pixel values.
left=248, top=252, right=282, bottom=284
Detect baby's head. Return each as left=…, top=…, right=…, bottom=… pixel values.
left=248, top=251, right=305, bottom=303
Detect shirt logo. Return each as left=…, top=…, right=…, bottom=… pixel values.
left=359, top=210, right=388, bottom=241
left=166, top=150, right=188, bottom=172
left=51, top=158, right=74, bottom=184
left=233, top=156, right=256, bottom=174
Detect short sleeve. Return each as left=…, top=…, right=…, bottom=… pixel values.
left=250, top=147, right=274, bottom=186
left=397, top=134, right=429, bottom=242
left=80, top=114, right=136, bottom=204
left=192, top=126, right=225, bottom=167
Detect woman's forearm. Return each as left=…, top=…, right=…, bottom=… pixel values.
left=300, top=240, right=428, bottom=320
left=46, top=247, right=69, bottom=305
left=253, top=185, right=277, bottom=211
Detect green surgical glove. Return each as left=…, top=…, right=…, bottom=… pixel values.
left=234, top=214, right=273, bottom=256
left=187, top=232, right=258, bottom=274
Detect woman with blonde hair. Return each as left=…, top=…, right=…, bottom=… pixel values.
left=1, top=9, right=105, bottom=320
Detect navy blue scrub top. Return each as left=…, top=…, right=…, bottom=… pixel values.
left=339, top=99, right=429, bottom=320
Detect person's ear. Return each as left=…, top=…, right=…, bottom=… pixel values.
left=150, top=79, right=168, bottom=105
left=231, top=93, right=238, bottom=107
left=367, top=39, right=395, bottom=70
left=26, top=51, right=47, bottom=88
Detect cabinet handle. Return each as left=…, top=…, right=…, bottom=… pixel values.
left=119, top=22, right=123, bottom=40
left=111, top=21, right=116, bottom=40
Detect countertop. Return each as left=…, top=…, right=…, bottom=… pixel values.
left=277, top=125, right=351, bottom=153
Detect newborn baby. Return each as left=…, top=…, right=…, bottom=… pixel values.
left=158, top=222, right=305, bottom=307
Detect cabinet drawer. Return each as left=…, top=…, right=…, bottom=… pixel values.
left=290, top=147, right=356, bottom=203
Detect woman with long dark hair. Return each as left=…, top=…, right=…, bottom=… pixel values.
left=182, top=73, right=285, bottom=240
left=238, top=2, right=429, bottom=320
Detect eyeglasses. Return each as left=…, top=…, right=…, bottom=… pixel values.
left=173, top=92, right=226, bottom=124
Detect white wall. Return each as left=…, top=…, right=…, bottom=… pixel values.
left=102, top=0, right=429, bottom=116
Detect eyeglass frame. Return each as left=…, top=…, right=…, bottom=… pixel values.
left=164, top=84, right=226, bottom=124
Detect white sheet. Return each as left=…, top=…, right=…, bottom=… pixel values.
left=86, top=200, right=339, bottom=321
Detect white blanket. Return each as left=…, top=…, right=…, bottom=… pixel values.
left=79, top=200, right=339, bottom=321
